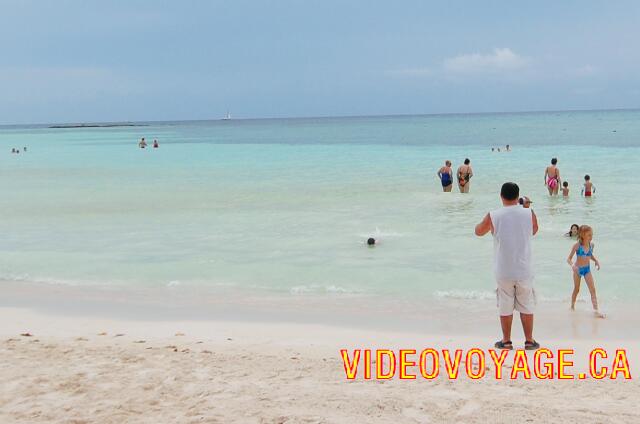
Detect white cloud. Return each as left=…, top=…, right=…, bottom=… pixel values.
left=443, top=48, right=529, bottom=74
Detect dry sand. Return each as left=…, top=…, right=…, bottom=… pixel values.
left=1, top=306, right=639, bottom=424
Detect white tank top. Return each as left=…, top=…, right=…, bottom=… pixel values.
left=489, top=205, right=534, bottom=281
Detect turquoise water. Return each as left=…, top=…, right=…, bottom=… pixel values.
left=1, top=110, right=639, bottom=303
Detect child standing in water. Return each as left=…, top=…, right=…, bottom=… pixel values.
left=562, top=181, right=569, bottom=197
left=582, top=175, right=595, bottom=197
left=567, top=225, right=604, bottom=317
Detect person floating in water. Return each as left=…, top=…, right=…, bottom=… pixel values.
left=582, top=175, right=595, bottom=197
left=437, top=160, right=453, bottom=192
left=544, top=158, right=561, bottom=196
left=505, top=144, right=511, bottom=151
left=562, top=181, right=569, bottom=197
left=565, top=224, right=579, bottom=238
left=457, top=158, right=473, bottom=193
left=139, top=138, right=147, bottom=149
left=367, top=237, right=376, bottom=246
left=567, top=225, right=604, bottom=317
left=153, top=139, right=159, bottom=148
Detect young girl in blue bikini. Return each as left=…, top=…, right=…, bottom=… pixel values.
left=567, top=225, right=604, bottom=317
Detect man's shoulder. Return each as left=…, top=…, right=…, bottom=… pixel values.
left=491, top=206, right=532, bottom=217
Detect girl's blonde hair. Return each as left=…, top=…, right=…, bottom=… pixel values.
left=578, top=225, right=593, bottom=244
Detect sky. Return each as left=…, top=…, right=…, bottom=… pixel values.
left=1, top=0, right=639, bottom=124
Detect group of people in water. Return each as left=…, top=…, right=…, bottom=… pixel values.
left=436, top=158, right=474, bottom=193
left=10, top=147, right=27, bottom=154
left=543, top=157, right=595, bottom=197
left=437, top=155, right=596, bottom=198
left=434, top=152, right=603, bottom=320
left=138, top=137, right=159, bottom=149
left=491, top=144, right=511, bottom=153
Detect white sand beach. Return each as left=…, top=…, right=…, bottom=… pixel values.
left=1, top=283, right=639, bottom=424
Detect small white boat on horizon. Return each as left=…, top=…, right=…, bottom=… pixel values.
left=222, top=111, right=232, bottom=120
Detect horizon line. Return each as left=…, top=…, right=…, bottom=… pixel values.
left=1, top=106, right=639, bottom=128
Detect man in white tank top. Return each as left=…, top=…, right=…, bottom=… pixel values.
left=475, top=182, right=540, bottom=351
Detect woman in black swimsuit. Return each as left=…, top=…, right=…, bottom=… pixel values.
left=457, top=158, right=473, bottom=193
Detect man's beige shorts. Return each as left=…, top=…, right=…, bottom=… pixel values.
left=496, top=279, right=536, bottom=316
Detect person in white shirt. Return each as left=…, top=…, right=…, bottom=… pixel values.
left=475, top=182, right=540, bottom=351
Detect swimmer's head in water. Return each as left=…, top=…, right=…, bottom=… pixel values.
left=551, top=157, right=558, bottom=165
left=570, top=224, right=579, bottom=235
left=367, top=238, right=376, bottom=246
left=500, top=182, right=519, bottom=201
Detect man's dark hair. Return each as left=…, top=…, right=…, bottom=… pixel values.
left=464, top=158, right=470, bottom=165
left=367, top=237, right=376, bottom=246
left=584, top=174, right=590, bottom=181
left=563, top=181, right=568, bottom=187
left=551, top=157, right=558, bottom=165
left=500, top=182, right=520, bottom=201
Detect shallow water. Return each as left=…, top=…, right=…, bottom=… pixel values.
left=1, top=110, right=639, bottom=304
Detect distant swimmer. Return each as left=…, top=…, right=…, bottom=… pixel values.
left=437, top=160, right=453, bottom=192
left=582, top=175, right=595, bottom=197
left=457, top=158, right=473, bottom=193
left=23, top=147, right=27, bottom=152
left=139, top=137, right=147, bottom=149
left=153, top=139, right=159, bottom=148
left=562, top=181, right=569, bottom=197
left=367, top=237, right=376, bottom=246
left=544, top=158, right=561, bottom=196
left=506, top=144, right=511, bottom=151
left=11, top=148, right=16, bottom=154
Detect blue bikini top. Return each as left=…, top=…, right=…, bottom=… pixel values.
left=577, top=243, right=593, bottom=257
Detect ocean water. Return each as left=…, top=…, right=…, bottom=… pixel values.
left=1, top=110, right=640, bottom=304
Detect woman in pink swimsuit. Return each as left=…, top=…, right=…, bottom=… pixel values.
left=544, top=158, right=561, bottom=196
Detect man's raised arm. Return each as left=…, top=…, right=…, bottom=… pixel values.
left=475, top=213, right=492, bottom=236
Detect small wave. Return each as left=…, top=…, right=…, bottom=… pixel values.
left=289, top=285, right=358, bottom=295
left=434, top=290, right=495, bottom=300
left=0, top=273, right=84, bottom=286
left=326, top=285, right=350, bottom=293
left=359, top=226, right=404, bottom=239
left=434, top=289, right=605, bottom=303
